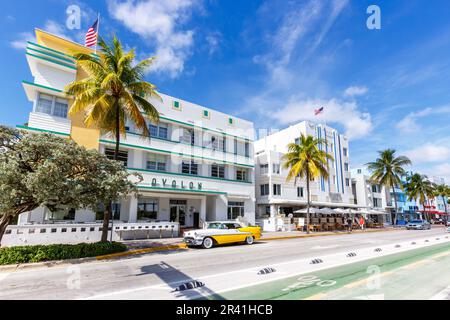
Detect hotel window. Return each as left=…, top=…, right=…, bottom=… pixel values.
left=105, top=148, right=128, bottom=167
left=260, top=184, right=270, bottom=196
left=273, top=184, right=281, bottom=196
left=297, top=187, right=304, bottom=198
left=147, top=153, right=167, bottom=171
left=181, top=128, right=195, bottom=145
left=149, top=122, right=168, bottom=139
left=260, top=164, right=269, bottom=175
left=229, top=118, right=234, bottom=125
left=373, top=198, right=382, bottom=208
left=203, top=110, right=210, bottom=119
left=234, top=139, right=238, bottom=155
left=210, top=136, right=219, bottom=150
left=245, top=141, right=250, bottom=158
left=211, top=163, right=225, bottom=178
left=182, top=160, right=198, bottom=175
left=372, top=184, right=381, bottom=193
left=173, top=100, right=181, bottom=110
left=36, top=93, right=69, bottom=118
left=273, top=164, right=281, bottom=174
left=343, top=148, right=348, bottom=157
left=44, top=208, right=75, bottom=221
left=138, top=199, right=158, bottom=220
left=344, top=163, right=349, bottom=171
left=295, top=138, right=300, bottom=145
left=357, top=169, right=362, bottom=174
left=236, top=168, right=248, bottom=181
left=228, top=202, right=245, bottom=220
left=346, top=178, right=350, bottom=187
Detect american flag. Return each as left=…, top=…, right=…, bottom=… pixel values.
left=314, top=107, right=324, bottom=116
left=85, top=19, right=99, bottom=48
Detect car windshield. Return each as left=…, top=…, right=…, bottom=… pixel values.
left=207, top=223, right=223, bottom=229
left=410, top=220, right=423, bottom=223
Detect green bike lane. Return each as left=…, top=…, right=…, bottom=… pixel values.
left=203, top=242, right=450, bottom=300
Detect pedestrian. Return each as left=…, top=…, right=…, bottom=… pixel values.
left=347, top=216, right=353, bottom=233
left=359, top=216, right=365, bottom=230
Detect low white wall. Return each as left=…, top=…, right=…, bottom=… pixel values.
left=2, top=222, right=180, bottom=247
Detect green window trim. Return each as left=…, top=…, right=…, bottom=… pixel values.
left=128, top=167, right=253, bottom=184
left=22, top=81, right=70, bottom=96
left=26, top=52, right=78, bottom=71
left=16, top=125, right=70, bottom=137
left=27, top=41, right=100, bottom=60
left=27, top=46, right=76, bottom=65
left=99, top=139, right=254, bottom=168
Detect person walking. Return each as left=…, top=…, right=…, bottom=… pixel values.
left=347, top=216, right=353, bottom=233
left=359, top=215, right=365, bottom=231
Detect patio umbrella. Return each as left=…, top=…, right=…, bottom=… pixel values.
left=294, top=207, right=322, bottom=214
left=333, top=208, right=354, bottom=214
left=318, top=207, right=336, bottom=214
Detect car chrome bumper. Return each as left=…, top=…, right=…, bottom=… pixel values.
left=183, top=237, right=204, bottom=246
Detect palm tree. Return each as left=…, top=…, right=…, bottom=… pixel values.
left=434, top=184, right=450, bottom=224
left=66, top=36, right=161, bottom=242
left=366, top=149, right=411, bottom=226
left=282, top=134, right=333, bottom=234
left=403, top=173, right=436, bottom=221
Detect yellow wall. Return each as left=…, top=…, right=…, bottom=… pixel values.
left=36, top=29, right=100, bottom=150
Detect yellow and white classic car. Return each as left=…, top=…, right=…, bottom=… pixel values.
left=183, top=221, right=262, bottom=249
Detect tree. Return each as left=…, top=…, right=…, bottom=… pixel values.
left=66, top=36, right=161, bottom=241
left=0, top=127, right=142, bottom=246
left=434, top=184, right=450, bottom=223
left=403, top=173, right=436, bottom=222
left=282, top=134, right=333, bottom=234
left=366, top=149, right=411, bottom=225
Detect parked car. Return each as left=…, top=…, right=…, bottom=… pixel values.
left=406, top=220, right=431, bottom=230
left=183, top=221, right=262, bottom=249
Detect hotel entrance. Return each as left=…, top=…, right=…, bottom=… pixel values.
left=170, top=200, right=187, bottom=226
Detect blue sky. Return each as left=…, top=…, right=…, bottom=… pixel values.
left=1, top=0, right=450, bottom=181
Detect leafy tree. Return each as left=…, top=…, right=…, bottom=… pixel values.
left=66, top=36, right=161, bottom=241
left=366, top=149, right=411, bottom=225
left=434, top=184, right=450, bottom=223
left=403, top=173, right=436, bottom=221
left=282, top=134, right=333, bottom=234
left=0, top=127, right=141, bottom=246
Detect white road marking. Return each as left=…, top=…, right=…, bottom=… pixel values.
left=430, top=286, right=450, bottom=300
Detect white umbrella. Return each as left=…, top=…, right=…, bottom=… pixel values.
left=294, top=207, right=322, bottom=214
left=318, top=207, right=336, bottom=214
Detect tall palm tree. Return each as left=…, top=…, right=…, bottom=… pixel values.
left=282, top=134, right=333, bottom=234
left=434, top=184, right=450, bottom=223
left=66, top=36, right=161, bottom=242
left=366, top=149, right=411, bottom=226
left=403, top=173, right=436, bottom=221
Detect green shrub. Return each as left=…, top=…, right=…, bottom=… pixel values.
left=0, top=242, right=127, bottom=265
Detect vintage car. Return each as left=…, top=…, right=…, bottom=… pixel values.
left=183, top=221, right=262, bottom=249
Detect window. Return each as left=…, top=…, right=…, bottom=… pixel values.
left=203, top=110, right=210, bottom=119
left=228, top=202, right=245, bottom=220
left=297, top=187, right=304, bottom=198
left=181, top=128, right=195, bottom=145
left=182, top=160, right=198, bottom=175
left=357, top=169, right=362, bottom=174
left=211, top=136, right=218, bottom=150
left=245, top=141, right=250, bottom=158
left=95, top=203, right=120, bottom=220
left=260, top=164, right=269, bottom=175
left=173, top=100, right=181, bottom=110
left=35, top=93, right=69, bottom=118
left=343, top=148, right=348, bottom=157
left=147, top=153, right=167, bottom=171
left=295, top=138, right=300, bottom=145
left=346, top=178, right=350, bottom=187
left=236, top=168, right=248, bottom=181
left=373, top=198, right=382, bottom=208
left=211, top=163, right=225, bottom=178
left=260, top=184, right=270, bottom=196
left=273, top=184, right=281, bottom=196
left=372, top=184, right=381, bottom=193
left=105, top=148, right=128, bottom=166
left=138, top=199, right=158, bottom=220
left=273, top=164, right=280, bottom=174
left=229, top=118, right=234, bottom=125
left=149, top=123, right=168, bottom=139
left=44, top=208, right=75, bottom=221
left=344, top=163, right=349, bottom=171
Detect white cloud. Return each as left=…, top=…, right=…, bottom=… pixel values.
left=344, top=86, right=368, bottom=97
left=405, top=143, right=450, bottom=164
left=205, top=31, right=221, bottom=56
left=43, top=20, right=74, bottom=41
left=10, top=32, right=35, bottom=50
left=396, top=106, right=450, bottom=133
left=270, top=97, right=372, bottom=139
left=108, top=0, right=199, bottom=78
left=432, top=163, right=450, bottom=184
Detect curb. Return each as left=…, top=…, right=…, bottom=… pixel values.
left=96, top=243, right=188, bottom=260
left=0, top=256, right=97, bottom=272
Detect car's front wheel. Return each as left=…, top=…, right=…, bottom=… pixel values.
left=202, top=237, right=214, bottom=249
left=245, top=236, right=255, bottom=245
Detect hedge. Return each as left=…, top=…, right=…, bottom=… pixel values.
left=0, top=242, right=127, bottom=265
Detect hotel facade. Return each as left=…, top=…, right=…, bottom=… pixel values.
left=254, top=121, right=357, bottom=230
left=8, top=29, right=256, bottom=244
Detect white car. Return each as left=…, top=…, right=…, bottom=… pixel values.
left=183, top=221, right=262, bottom=249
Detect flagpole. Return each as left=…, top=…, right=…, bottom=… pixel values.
left=94, top=13, right=100, bottom=55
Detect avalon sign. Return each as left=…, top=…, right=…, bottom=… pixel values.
left=147, top=177, right=204, bottom=191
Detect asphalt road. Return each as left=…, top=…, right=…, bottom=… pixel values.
left=0, top=227, right=448, bottom=300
